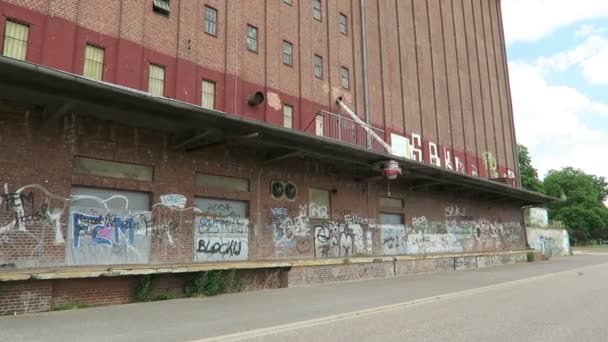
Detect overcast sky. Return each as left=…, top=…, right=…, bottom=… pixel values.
left=502, top=0, right=608, bottom=179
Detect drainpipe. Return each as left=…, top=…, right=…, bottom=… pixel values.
left=360, top=0, right=371, bottom=149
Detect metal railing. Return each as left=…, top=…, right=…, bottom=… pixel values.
left=305, top=110, right=386, bottom=153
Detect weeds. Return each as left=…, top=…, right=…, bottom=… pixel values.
left=51, top=302, right=90, bottom=311
left=133, top=274, right=178, bottom=302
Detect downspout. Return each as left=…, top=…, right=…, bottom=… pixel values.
left=360, top=0, right=371, bottom=149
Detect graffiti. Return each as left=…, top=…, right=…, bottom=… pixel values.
left=67, top=197, right=151, bottom=265
left=381, top=225, right=407, bottom=255
left=196, top=237, right=243, bottom=257
left=412, top=216, right=428, bottom=232
left=194, top=215, right=249, bottom=262
left=314, top=222, right=353, bottom=258
left=405, top=231, right=464, bottom=254
left=309, top=203, right=329, bottom=219
left=527, top=228, right=571, bottom=257
left=268, top=204, right=311, bottom=256
left=483, top=152, right=498, bottom=178
left=471, top=165, right=479, bottom=177
left=343, top=211, right=378, bottom=228
left=0, top=184, right=67, bottom=245
left=159, top=194, right=187, bottom=209
left=444, top=205, right=466, bottom=218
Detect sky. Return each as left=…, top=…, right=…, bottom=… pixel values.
left=502, top=0, right=608, bottom=180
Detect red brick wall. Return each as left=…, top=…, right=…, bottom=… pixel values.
left=0, top=0, right=519, bottom=183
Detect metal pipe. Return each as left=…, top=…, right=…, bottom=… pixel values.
left=359, top=0, right=371, bottom=148
left=336, top=97, right=392, bottom=153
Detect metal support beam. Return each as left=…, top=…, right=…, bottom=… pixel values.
left=185, top=132, right=261, bottom=152
left=173, top=130, right=213, bottom=150
left=263, top=150, right=302, bottom=164
left=45, top=101, right=76, bottom=122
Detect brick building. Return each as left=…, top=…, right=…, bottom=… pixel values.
left=0, top=0, right=552, bottom=314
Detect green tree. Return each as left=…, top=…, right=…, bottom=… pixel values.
left=543, top=167, right=608, bottom=244
left=517, top=144, right=543, bottom=192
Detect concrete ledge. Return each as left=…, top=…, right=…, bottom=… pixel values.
left=0, top=250, right=530, bottom=282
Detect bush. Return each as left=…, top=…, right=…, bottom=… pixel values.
left=184, top=270, right=238, bottom=297
left=133, top=274, right=178, bottom=302
left=527, top=251, right=536, bottom=262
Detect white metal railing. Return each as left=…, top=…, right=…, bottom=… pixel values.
left=305, top=110, right=386, bottom=153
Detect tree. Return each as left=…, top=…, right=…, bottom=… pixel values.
left=543, top=167, right=608, bottom=245
left=517, top=144, right=543, bottom=192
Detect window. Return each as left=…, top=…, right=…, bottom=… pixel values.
left=201, top=80, right=215, bottom=109
left=82, top=44, right=105, bottom=81
left=379, top=196, right=404, bottom=208
left=148, top=64, right=165, bottom=96
left=204, top=6, right=217, bottom=36
left=246, top=24, right=258, bottom=52
left=339, top=13, right=348, bottom=35
left=195, top=173, right=250, bottom=192
left=313, top=54, right=323, bottom=79
left=341, top=66, right=350, bottom=89
left=379, top=213, right=404, bottom=225
left=283, top=40, right=293, bottom=66
left=3, top=20, right=29, bottom=60
left=283, top=0, right=293, bottom=5
left=283, top=104, right=293, bottom=129
left=313, top=0, right=322, bottom=21
left=73, top=156, right=154, bottom=181
left=153, top=0, right=170, bottom=16
left=309, top=188, right=330, bottom=219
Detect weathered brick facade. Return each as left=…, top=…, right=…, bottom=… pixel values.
left=0, top=0, right=542, bottom=314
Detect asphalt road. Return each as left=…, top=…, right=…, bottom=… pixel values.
left=1, top=254, right=608, bottom=342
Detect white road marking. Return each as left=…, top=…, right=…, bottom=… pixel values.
left=191, top=262, right=608, bottom=342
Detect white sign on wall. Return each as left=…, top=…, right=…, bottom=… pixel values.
left=390, top=133, right=412, bottom=159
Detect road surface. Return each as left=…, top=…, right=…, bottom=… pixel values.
left=1, top=254, right=608, bottom=342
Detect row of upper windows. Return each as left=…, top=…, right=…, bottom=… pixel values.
left=1, top=19, right=343, bottom=130
left=154, top=0, right=348, bottom=35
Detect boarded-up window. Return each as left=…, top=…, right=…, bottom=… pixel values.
left=202, top=80, right=215, bottom=109
left=73, top=157, right=154, bottom=182
left=195, top=173, right=250, bottom=192
left=379, top=213, right=403, bottom=225
left=68, top=187, right=151, bottom=266
left=309, top=188, right=330, bottom=219
left=283, top=104, right=293, bottom=129
left=379, top=197, right=404, bottom=208
left=194, top=198, right=249, bottom=262
left=148, top=64, right=165, bottom=97
left=3, top=20, right=29, bottom=60
left=83, top=44, right=104, bottom=81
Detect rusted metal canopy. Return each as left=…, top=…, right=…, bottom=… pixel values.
left=0, top=57, right=556, bottom=205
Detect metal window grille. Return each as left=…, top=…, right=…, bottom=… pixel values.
left=283, top=104, right=293, bottom=129
left=83, top=45, right=104, bottom=81
left=2, top=20, right=29, bottom=60
left=148, top=64, right=165, bottom=97
left=202, top=80, right=215, bottom=109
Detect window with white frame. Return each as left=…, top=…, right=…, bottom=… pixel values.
left=204, top=6, right=217, bottom=36
left=283, top=40, right=293, bottom=66
left=341, top=66, right=350, bottom=89
left=246, top=24, right=258, bottom=52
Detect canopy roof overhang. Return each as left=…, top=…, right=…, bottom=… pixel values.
left=0, top=57, right=557, bottom=206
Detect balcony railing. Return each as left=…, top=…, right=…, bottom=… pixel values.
left=305, top=110, right=386, bottom=153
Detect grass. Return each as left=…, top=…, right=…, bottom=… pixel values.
left=51, top=302, right=90, bottom=311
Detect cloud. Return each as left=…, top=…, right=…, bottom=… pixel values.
left=502, top=0, right=608, bottom=44
left=534, top=34, right=608, bottom=86
left=509, top=60, right=608, bottom=177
